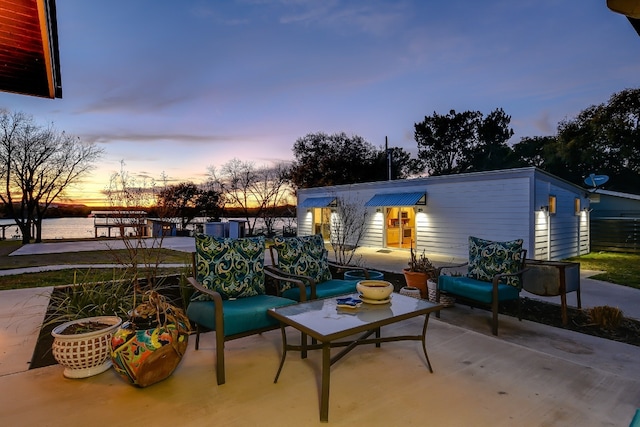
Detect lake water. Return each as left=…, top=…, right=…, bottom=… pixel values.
left=0, top=217, right=296, bottom=240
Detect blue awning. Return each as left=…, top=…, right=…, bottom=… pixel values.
left=298, top=197, right=336, bottom=208
left=364, top=192, right=426, bottom=207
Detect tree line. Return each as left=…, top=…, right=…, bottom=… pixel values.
left=1, top=88, right=638, bottom=243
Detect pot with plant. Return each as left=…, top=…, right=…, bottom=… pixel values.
left=47, top=273, right=134, bottom=379
left=110, top=288, right=190, bottom=388
left=104, top=164, right=191, bottom=388
left=403, top=247, right=436, bottom=298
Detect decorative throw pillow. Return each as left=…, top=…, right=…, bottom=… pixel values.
left=192, top=234, right=266, bottom=301
left=467, top=236, right=524, bottom=287
left=272, top=234, right=332, bottom=291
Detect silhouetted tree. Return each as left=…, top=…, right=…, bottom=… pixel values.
left=0, top=110, right=103, bottom=243
left=156, top=182, right=200, bottom=230
left=207, top=159, right=291, bottom=235
left=414, top=109, right=482, bottom=175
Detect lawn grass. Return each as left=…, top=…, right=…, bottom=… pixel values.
left=565, top=252, right=640, bottom=289
left=0, top=240, right=191, bottom=290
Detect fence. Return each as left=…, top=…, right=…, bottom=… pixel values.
left=590, top=217, right=640, bottom=253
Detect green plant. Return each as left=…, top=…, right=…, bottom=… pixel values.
left=42, top=269, right=134, bottom=327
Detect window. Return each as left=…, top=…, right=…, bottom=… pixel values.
left=549, top=195, right=557, bottom=215
left=574, top=198, right=581, bottom=215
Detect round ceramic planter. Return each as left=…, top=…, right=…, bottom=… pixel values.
left=399, top=286, right=422, bottom=299
left=51, top=315, right=123, bottom=379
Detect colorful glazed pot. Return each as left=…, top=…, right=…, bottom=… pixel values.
left=110, top=320, right=188, bottom=388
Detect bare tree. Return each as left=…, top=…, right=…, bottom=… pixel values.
left=207, top=158, right=292, bottom=236
left=329, top=197, right=369, bottom=266
left=0, top=110, right=103, bottom=243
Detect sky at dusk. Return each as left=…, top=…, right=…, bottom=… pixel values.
left=1, top=1, right=638, bottom=205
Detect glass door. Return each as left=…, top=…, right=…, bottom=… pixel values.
left=385, top=207, right=415, bottom=249
left=313, top=207, right=331, bottom=240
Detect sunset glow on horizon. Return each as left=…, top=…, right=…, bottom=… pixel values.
left=1, top=1, right=638, bottom=207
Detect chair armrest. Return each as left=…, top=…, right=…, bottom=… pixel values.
left=491, top=268, right=530, bottom=290
left=436, top=262, right=468, bottom=277
left=326, top=261, right=370, bottom=279
left=265, top=265, right=319, bottom=299
left=265, top=268, right=308, bottom=301
left=187, top=276, right=224, bottom=331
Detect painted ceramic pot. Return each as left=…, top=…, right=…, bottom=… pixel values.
left=110, top=320, right=188, bottom=388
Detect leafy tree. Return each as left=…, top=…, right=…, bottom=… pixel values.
left=156, top=182, right=200, bottom=230
left=551, top=88, right=640, bottom=192
left=197, top=185, right=225, bottom=222
left=291, top=132, right=422, bottom=188
left=291, top=132, right=380, bottom=188
left=414, top=109, right=482, bottom=176
left=0, top=110, right=103, bottom=243
left=414, top=108, right=517, bottom=175
left=511, top=136, right=557, bottom=168
left=373, top=146, right=425, bottom=180
left=464, top=108, right=515, bottom=172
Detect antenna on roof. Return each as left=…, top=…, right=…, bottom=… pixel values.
left=584, top=173, right=609, bottom=191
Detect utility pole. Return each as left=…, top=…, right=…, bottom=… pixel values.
left=386, top=136, right=392, bottom=180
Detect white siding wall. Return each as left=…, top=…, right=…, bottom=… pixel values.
left=534, top=179, right=590, bottom=260
left=416, top=177, right=531, bottom=259
left=297, top=168, right=588, bottom=262
left=297, top=210, right=313, bottom=236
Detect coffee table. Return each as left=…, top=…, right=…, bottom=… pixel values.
left=267, top=292, right=442, bottom=422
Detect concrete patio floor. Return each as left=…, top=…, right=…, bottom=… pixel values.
left=1, top=237, right=639, bottom=426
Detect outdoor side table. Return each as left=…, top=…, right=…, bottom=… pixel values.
left=268, top=292, right=443, bottom=422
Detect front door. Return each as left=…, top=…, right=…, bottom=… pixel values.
left=385, top=207, right=415, bottom=249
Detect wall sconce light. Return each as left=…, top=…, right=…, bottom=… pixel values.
left=306, top=208, right=312, bottom=213
left=375, top=208, right=382, bottom=213
left=540, top=206, right=549, bottom=212
left=417, top=208, right=424, bottom=213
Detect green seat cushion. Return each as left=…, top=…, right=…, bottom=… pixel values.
left=281, top=278, right=359, bottom=301
left=468, top=236, right=524, bottom=287
left=186, top=295, right=295, bottom=337
left=192, top=234, right=266, bottom=301
left=272, top=234, right=332, bottom=292
left=438, top=275, right=520, bottom=305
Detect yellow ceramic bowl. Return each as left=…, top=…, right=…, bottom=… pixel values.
left=356, top=280, right=394, bottom=301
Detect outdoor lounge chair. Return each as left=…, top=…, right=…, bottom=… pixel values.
left=186, top=234, right=305, bottom=385
left=266, top=234, right=369, bottom=301
left=436, top=236, right=528, bottom=335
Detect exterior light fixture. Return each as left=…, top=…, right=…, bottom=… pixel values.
left=540, top=206, right=549, bottom=212
left=417, top=208, right=424, bottom=213
left=375, top=208, right=382, bottom=213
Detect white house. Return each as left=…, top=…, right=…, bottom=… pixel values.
left=297, top=167, right=590, bottom=261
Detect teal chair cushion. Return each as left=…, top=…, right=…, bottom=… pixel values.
left=281, top=278, right=359, bottom=301
left=438, top=275, right=520, bottom=305
left=186, top=295, right=295, bottom=337
left=272, top=234, right=332, bottom=292
left=468, top=236, right=524, bottom=287
left=192, top=234, right=266, bottom=301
